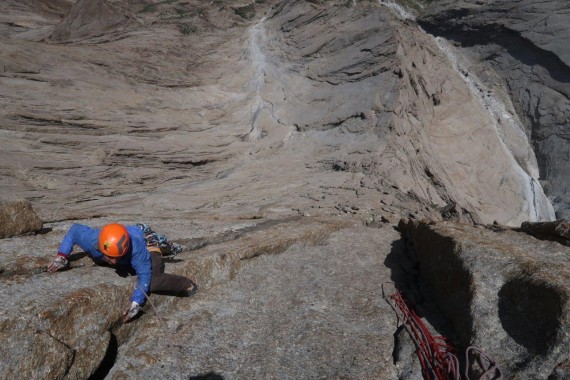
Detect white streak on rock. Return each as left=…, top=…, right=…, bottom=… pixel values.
left=246, top=18, right=268, bottom=142
left=245, top=17, right=287, bottom=142
left=435, top=37, right=555, bottom=221
left=378, top=0, right=416, bottom=21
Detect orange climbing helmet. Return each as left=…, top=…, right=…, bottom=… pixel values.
left=99, top=223, right=130, bottom=257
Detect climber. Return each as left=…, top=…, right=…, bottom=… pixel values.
left=46, top=223, right=196, bottom=323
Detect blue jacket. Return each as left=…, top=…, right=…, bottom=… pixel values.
left=57, top=224, right=151, bottom=305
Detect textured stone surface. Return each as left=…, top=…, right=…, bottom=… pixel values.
left=0, top=0, right=554, bottom=226
left=0, top=0, right=568, bottom=378
left=0, top=199, right=43, bottom=239
left=400, top=219, right=570, bottom=379
left=50, top=0, right=129, bottom=42
left=108, top=226, right=405, bottom=379
left=0, top=216, right=355, bottom=378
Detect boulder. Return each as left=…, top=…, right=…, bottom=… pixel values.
left=399, top=218, right=570, bottom=378
left=0, top=199, right=43, bottom=239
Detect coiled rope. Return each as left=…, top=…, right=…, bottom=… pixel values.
left=382, top=283, right=502, bottom=380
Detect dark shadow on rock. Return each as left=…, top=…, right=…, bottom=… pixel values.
left=498, top=278, right=562, bottom=355
left=418, top=20, right=570, bottom=84
left=152, top=290, right=186, bottom=296
left=152, top=287, right=197, bottom=298
left=115, top=265, right=136, bottom=277
left=517, top=220, right=570, bottom=247
left=36, top=227, right=53, bottom=235
left=88, top=332, right=118, bottom=380
left=383, top=234, right=460, bottom=345
left=189, top=372, right=224, bottom=380
left=163, top=258, right=184, bottom=263
left=383, top=237, right=419, bottom=297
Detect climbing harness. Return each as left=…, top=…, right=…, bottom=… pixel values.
left=382, top=283, right=502, bottom=380
left=136, top=223, right=183, bottom=258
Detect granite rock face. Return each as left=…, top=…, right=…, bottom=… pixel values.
left=419, top=0, right=570, bottom=219
left=0, top=216, right=412, bottom=379
left=107, top=225, right=405, bottom=379
left=400, top=219, right=570, bottom=379
left=0, top=0, right=555, bottom=226
left=0, top=0, right=568, bottom=379
left=0, top=199, right=43, bottom=239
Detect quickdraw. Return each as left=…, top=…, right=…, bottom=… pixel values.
left=136, top=223, right=183, bottom=258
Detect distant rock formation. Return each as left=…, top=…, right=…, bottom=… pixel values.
left=256, top=0, right=555, bottom=225
left=419, top=0, right=570, bottom=219
left=18, top=0, right=74, bottom=17
left=0, top=0, right=559, bottom=226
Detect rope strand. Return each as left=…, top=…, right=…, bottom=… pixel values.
left=382, top=283, right=502, bottom=380
left=136, top=284, right=184, bottom=380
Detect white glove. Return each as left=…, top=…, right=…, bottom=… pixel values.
left=123, top=301, right=141, bottom=323
left=47, top=255, right=69, bottom=273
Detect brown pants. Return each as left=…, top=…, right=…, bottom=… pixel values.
left=149, top=251, right=194, bottom=293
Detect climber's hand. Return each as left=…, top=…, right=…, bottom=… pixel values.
left=123, top=301, right=141, bottom=323
left=47, top=255, right=69, bottom=273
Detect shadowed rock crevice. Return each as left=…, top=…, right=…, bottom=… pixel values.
left=399, top=219, right=570, bottom=377
left=413, top=234, right=474, bottom=348
left=88, top=332, right=118, bottom=380
left=189, top=373, right=225, bottom=380
left=390, top=223, right=473, bottom=347
left=383, top=232, right=462, bottom=375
